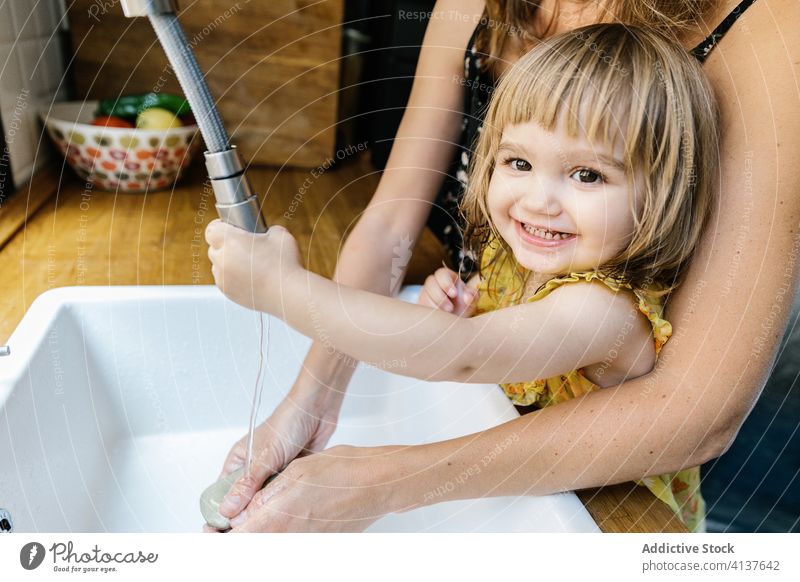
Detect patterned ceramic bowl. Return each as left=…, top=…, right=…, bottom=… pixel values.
left=41, top=100, right=200, bottom=192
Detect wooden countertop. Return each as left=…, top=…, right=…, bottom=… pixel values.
left=0, top=155, right=686, bottom=533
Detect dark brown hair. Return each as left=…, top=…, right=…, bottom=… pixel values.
left=477, top=0, right=714, bottom=76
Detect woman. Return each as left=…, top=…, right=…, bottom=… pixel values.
left=207, top=0, right=800, bottom=532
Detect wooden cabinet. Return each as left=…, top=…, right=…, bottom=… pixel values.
left=67, top=0, right=343, bottom=168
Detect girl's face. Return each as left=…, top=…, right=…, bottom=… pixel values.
left=486, top=117, right=641, bottom=275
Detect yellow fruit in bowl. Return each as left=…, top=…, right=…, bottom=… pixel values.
left=136, top=108, right=182, bottom=130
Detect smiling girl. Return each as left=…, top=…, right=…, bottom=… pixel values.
left=206, top=23, right=719, bottom=532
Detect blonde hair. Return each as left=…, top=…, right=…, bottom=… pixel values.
left=477, top=0, right=714, bottom=75
left=461, top=23, right=720, bottom=293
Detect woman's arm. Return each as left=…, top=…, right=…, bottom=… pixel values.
left=378, top=0, right=800, bottom=509
left=224, top=0, right=486, bottom=423
left=218, top=0, right=800, bottom=534
left=212, top=0, right=800, bottom=533
left=334, top=0, right=485, bottom=295
left=280, top=0, right=486, bottom=398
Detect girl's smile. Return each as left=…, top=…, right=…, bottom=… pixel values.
left=487, top=117, right=639, bottom=275
left=515, top=219, right=577, bottom=247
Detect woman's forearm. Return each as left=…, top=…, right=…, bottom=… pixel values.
left=288, top=199, right=433, bottom=407
left=333, top=210, right=419, bottom=295
left=288, top=340, right=355, bottom=411
left=380, top=267, right=788, bottom=511
left=283, top=0, right=483, bottom=404
left=383, top=368, right=730, bottom=513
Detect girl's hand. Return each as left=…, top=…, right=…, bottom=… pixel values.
left=205, top=220, right=302, bottom=314
left=418, top=267, right=478, bottom=316
left=226, top=444, right=403, bottom=532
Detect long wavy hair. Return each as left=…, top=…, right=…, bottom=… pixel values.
left=461, top=23, right=720, bottom=295
left=476, top=0, right=714, bottom=75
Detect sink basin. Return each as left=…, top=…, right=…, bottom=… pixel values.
left=0, top=286, right=599, bottom=533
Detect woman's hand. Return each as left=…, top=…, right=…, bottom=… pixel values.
left=203, top=390, right=344, bottom=531
left=418, top=267, right=478, bottom=316
left=226, top=444, right=405, bottom=532
left=205, top=219, right=303, bottom=314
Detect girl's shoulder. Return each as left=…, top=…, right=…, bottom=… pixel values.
left=539, top=273, right=667, bottom=386
left=477, top=243, right=668, bottom=385
left=528, top=272, right=671, bottom=354
left=477, top=233, right=671, bottom=347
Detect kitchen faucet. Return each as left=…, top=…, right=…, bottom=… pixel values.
left=119, top=0, right=267, bottom=233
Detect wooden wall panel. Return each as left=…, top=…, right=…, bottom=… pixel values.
left=67, top=0, right=343, bottom=168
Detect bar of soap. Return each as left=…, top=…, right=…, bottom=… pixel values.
left=200, top=467, right=279, bottom=530
left=200, top=468, right=244, bottom=530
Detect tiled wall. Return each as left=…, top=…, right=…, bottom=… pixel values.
left=1, top=0, right=68, bottom=188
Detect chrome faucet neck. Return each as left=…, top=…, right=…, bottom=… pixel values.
left=119, top=0, right=178, bottom=17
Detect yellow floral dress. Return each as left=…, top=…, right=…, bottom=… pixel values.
left=474, top=237, right=705, bottom=532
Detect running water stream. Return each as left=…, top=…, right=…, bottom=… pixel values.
left=198, top=311, right=270, bottom=530
left=244, top=312, right=268, bottom=479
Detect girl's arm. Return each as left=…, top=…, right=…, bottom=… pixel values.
left=261, top=252, right=651, bottom=384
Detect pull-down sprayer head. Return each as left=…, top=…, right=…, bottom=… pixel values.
left=120, top=0, right=267, bottom=233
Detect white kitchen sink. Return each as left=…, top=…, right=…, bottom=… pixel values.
left=0, top=285, right=599, bottom=533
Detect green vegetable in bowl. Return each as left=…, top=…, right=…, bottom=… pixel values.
left=96, top=92, right=191, bottom=120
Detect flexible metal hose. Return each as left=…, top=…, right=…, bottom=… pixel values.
left=134, top=3, right=265, bottom=232
left=148, top=12, right=230, bottom=152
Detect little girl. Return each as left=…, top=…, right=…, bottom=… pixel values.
left=206, top=23, right=719, bottom=532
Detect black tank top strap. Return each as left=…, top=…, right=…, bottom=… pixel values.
left=690, top=0, right=757, bottom=62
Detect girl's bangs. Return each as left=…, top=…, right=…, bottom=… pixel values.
left=489, top=35, right=642, bottom=166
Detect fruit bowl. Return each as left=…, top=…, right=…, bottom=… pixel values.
left=41, top=100, right=201, bottom=192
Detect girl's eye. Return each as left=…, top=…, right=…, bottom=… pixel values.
left=571, top=168, right=604, bottom=184
left=508, top=158, right=532, bottom=172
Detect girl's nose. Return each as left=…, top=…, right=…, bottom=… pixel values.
left=518, top=175, right=562, bottom=216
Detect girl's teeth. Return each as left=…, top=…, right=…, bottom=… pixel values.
left=522, top=223, right=571, bottom=240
